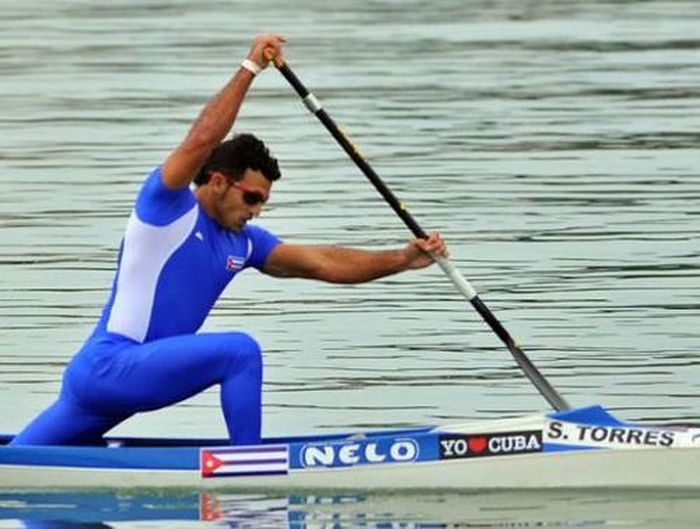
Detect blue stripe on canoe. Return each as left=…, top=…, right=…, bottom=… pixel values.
left=0, top=426, right=434, bottom=448
left=0, top=445, right=199, bottom=470
left=0, top=428, right=437, bottom=470
left=548, top=405, right=625, bottom=426
left=543, top=443, right=601, bottom=453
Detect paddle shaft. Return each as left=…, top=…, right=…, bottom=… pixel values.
left=272, top=59, right=570, bottom=412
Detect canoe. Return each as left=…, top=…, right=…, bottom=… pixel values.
left=1, top=405, right=698, bottom=490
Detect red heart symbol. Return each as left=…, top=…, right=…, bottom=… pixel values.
left=468, top=436, right=488, bottom=454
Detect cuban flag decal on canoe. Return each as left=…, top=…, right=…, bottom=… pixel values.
left=201, top=445, right=289, bottom=478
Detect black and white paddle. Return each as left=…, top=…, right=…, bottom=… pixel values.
left=267, top=52, right=570, bottom=412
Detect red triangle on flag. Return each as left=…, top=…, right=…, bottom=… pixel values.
left=201, top=450, right=224, bottom=477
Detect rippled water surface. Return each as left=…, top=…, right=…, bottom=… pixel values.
left=1, top=0, right=699, bottom=526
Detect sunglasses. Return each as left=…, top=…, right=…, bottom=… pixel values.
left=229, top=181, right=268, bottom=206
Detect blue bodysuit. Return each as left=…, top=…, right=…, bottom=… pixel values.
left=11, top=166, right=281, bottom=446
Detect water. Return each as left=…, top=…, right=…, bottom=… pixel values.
left=1, top=490, right=700, bottom=528
left=1, top=0, right=699, bottom=526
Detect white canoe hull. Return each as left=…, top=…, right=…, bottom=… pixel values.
left=1, top=405, right=698, bottom=490
left=1, top=447, right=698, bottom=490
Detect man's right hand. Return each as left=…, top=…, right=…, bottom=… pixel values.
left=162, top=34, right=287, bottom=191
left=246, top=33, right=286, bottom=70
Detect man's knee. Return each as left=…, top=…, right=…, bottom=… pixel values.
left=225, top=332, right=262, bottom=372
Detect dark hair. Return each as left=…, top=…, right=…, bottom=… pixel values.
left=194, top=133, right=281, bottom=186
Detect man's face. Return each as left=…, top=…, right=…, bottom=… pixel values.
left=213, top=168, right=271, bottom=231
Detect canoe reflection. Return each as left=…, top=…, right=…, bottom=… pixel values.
left=1, top=489, right=699, bottom=528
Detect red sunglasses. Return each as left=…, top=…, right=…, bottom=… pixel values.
left=229, top=181, right=268, bottom=206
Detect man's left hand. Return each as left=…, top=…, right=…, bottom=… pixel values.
left=404, top=231, right=449, bottom=270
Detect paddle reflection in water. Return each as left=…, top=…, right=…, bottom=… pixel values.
left=1, top=490, right=699, bottom=528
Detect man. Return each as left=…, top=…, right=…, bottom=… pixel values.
left=11, top=34, right=448, bottom=447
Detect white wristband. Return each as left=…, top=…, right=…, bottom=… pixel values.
left=241, top=59, right=262, bottom=76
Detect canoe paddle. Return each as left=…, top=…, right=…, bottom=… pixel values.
left=266, top=52, right=570, bottom=412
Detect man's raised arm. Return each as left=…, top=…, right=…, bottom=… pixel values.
left=161, top=34, right=286, bottom=190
